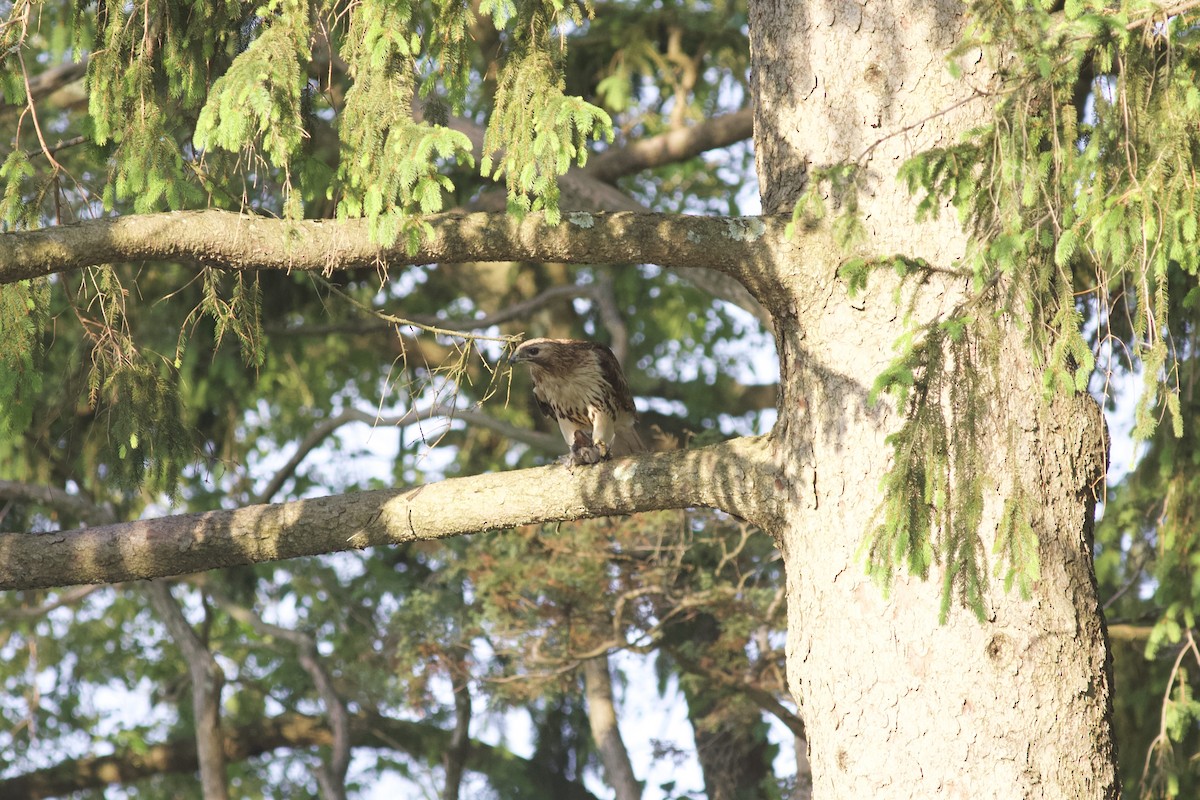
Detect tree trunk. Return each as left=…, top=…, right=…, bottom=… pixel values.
left=146, top=582, right=230, bottom=800
left=582, top=657, right=642, bottom=800
left=442, top=665, right=471, bottom=800
left=750, top=1, right=1118, bottom=796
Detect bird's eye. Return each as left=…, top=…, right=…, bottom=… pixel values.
left=527, top=347, right=540, bottom=356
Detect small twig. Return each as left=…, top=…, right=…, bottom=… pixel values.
left=854, top=89, right=990, bottom=165
left=1141, top=628, right=1200, bottom=787
left=316, top=275, right=518, bottom=344
left=23, top=134, right=88, bottom=161
left=16, top=37, right=65, bottom=176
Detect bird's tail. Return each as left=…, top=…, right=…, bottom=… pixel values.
left=610, top=425, right=647, bottom=457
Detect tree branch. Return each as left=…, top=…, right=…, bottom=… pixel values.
left=253, top=403, right=566, bottom=505
left=254, top=404, right=568, bottom=506
left=669, top=643, right=807, bottom=740
left=0, top=60, right=88, bottom=115
left=206, top=588, right=350, bottom=800
left=443, top=651, right=472, bottom=800
left=0, top=585, right=101, bottom=620
left=0, top=437, right=779, bottom=591
left=399, top=283, right=599, bottom=332
left=0, top=710, right=601, bottom=800
left=0, top=479, right=117, bottom=526
left=584, top=108, right=754, bottom=183
left=0, top=211, right=810, bottom=316
left=415, top=105, right=766, bottom=320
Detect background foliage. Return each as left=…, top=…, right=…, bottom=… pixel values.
left=1, top=0, right=1200, bottom=798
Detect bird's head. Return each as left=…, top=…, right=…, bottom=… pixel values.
left=508, top=338, right=558, bottom=367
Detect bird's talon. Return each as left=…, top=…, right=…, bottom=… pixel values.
left=570, top=445, right=604, bottom=466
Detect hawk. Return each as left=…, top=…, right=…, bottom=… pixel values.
left=509, top=338, right=645, bottom=465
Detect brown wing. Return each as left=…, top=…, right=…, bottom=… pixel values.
left=587, top=343, right=637, bottom=416
left=531, top=387, right=556, bottom=420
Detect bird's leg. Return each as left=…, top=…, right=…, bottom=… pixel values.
left=589, top=412, right=615, bottom=462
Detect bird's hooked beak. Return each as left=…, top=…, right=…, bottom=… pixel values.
left=506, top=347, right=527, bottom=365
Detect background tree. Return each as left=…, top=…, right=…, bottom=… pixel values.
left=1, top=0, right=1199, bottom=798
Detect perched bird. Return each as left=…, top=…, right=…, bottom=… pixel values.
left=508, top=338, right=645, bottom=464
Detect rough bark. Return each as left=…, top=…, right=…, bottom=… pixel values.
left=582, top=656, right=642, bottom=800
left=0, top=438, right=777, bottom=590
left=749, top=0, right=1118, bottom=797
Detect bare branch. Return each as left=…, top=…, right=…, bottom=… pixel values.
left=443, top=651, right=472, bottom=800
left=585, top=108, right=754, bottom=183
left=0, top=480, right=117, bottom=526
left=253, top=403, right=549, bottom=505
left=400, top=283, right=599, bottom=332
left=0, top=585, right=102, bottom=620
left=0, top=438, right=778, bottom=591
left=593, top=272, right=629, bottom=366
left=253, top=403, right=564, bottom=503
left=1125, top=1, right=1200, bottom=30
left=0, top=59, right=88, bottom=111
left=0, top=211, right=812, bottom=319
left=451, top=408, right=565, bottom=452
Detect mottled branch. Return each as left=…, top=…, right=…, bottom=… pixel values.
left=0, top=438, right=780, bottom=591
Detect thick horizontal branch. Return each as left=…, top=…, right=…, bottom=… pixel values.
left=0, top=437, right=779, bottom=591
left=0, top=211, right=805, bottom=310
